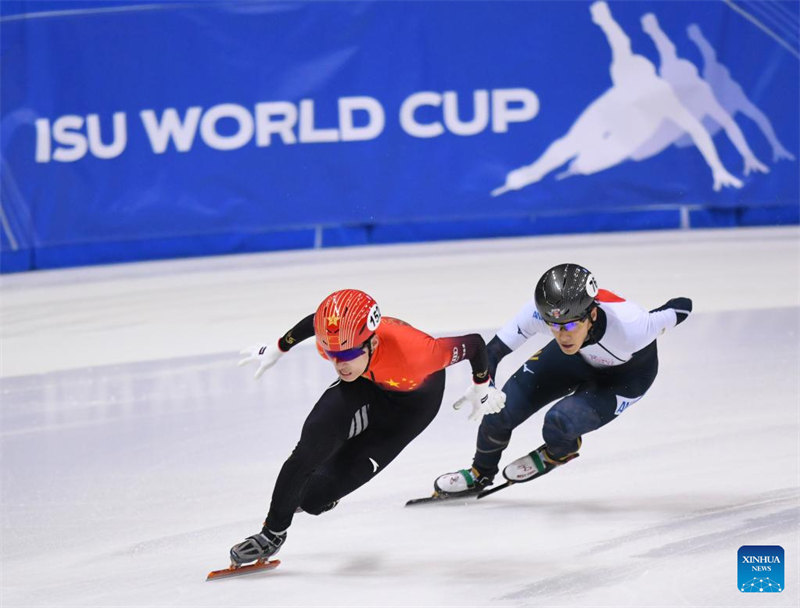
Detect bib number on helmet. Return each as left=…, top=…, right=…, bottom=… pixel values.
left=367, top=304, right=381, bottom=331
left=586, top=274, right=599, bottom=298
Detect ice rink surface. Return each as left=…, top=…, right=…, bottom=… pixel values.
left=1, top=226, right=799, bottom=607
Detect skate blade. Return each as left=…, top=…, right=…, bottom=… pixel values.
left=405, top=490, right=480, bottom=506
left=206, top=559, right=280, bottom=581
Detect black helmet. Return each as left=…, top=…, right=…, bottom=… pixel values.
left=534, top=263, right=599, bottom=324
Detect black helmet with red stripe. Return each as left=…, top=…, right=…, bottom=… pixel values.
left=534, top=263, right=598, bottom=324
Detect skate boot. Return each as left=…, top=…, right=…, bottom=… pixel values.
left=318, top=499, right=339, bottom=514
left=295, top=499, right=339, bottom=514
left=433, top=466, right=493, bottom=496
left=503, top=439, right=581, bottom=483
left=229, top=527, right=287, bottom=566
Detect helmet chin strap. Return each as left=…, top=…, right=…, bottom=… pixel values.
left=585, top=306, right=601, bottom=344
left=364, top=334, right=376, bottom=371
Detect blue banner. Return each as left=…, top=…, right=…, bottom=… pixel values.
left=1, top=1, right=798, bottom=271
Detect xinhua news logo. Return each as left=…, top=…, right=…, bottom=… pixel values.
left=738, top=545, right=784, bottom=593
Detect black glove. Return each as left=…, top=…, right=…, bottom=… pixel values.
left=651, top=297, right=692, bottom=325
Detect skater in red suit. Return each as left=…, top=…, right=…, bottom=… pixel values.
left=229, top=288, right=505, bottom=565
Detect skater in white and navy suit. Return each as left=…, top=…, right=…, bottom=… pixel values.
left=434, top=263, right=692, bottom=496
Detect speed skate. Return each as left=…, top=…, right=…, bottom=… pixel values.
left=476, top=447, right=579, bottom=498
left=206, top=559, right=280, bottom=581
left=406, top=445, right=580, bottom=504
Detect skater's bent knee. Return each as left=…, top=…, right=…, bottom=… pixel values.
left=543, top=408, right=576, bottom=439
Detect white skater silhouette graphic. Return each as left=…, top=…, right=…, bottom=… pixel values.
left=633, top=13, right=769, bottom=176
left=492, top=1, right=743, bottom=196
left=679, top=23, right=795, bottom=163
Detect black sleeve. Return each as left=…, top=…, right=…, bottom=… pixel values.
left=438, top=333, right=491, bottom=384
left=277, top=313, right=315, bottom=352
left=465, top=334, right=491, bottom=385
left=650, top=297, right=693, bottom=325
left=486, top=335, right=513, bottom=381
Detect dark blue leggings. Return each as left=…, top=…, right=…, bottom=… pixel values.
left=473, top=340, right=658, bottom=478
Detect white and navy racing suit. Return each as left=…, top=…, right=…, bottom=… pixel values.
left=473, top=289, right=691, bottom=478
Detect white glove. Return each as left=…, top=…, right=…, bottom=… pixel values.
left=452, top=381, right=506, bottom=421
left=237, top=343, right=284, bottom=379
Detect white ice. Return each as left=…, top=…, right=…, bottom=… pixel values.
left=1, top=227, right=798, bottom=607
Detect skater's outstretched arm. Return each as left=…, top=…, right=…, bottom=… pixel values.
left=238, top=314, right=315, bottom=379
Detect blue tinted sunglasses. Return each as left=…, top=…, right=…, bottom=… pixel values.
left=325, top=345, right=367, bottom=362
left=546, top=315, right=588, bottom=332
